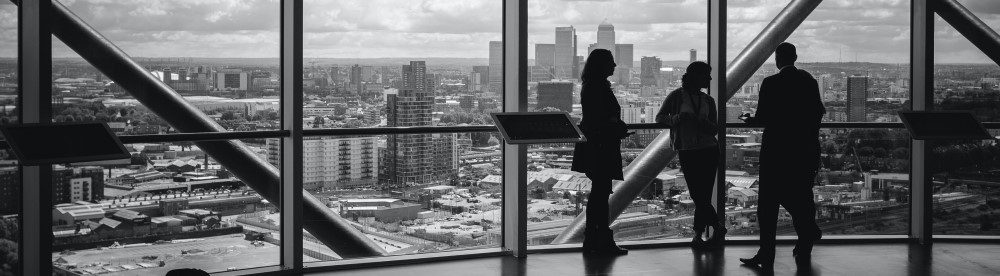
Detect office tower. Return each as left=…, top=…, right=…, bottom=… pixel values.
left=847, top=75, right=868, bottom=121
left=690, top=49, right=697, bottom=63
left=472, top=65, right=490, bottom=91
left=536, top=44, right=555, bottom=67
left=330, top=66, right=340, bottom=83
left=587, top=43, right=598, bottom=56
left=215, top=70, right=249, bottom=91
left=536, top=81, right=574, bottom=112
left=381, top=61, right=453, bottom=187
left=622, top=104, right=642, bottom=124
left=615, top=44, right=634, bottom=68
left=555, top=26, right=577, bottom=80
left=640, top=56, right=662, bottom=87
left=0, top=167, right=18, bottom=214
left=489, top=41, right=503, bottom=94
left=597, top=20, right=615, bottom=52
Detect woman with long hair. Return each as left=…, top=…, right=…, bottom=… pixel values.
left=571, top=49, right=629, bottom=255
left=655, top=61, right=725, bottom=248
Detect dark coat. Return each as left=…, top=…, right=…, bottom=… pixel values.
left=747, top=66, right=826, bottom=175
left=572, top=79, right=626, bottom=183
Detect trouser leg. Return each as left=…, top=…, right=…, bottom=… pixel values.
left=585, top=175, right=612, bottom=246
left=756, top=174, right=779, bottom=256
left=784, top=174, right=820, bottom=240
left=680, top=147, right=720, bottom=233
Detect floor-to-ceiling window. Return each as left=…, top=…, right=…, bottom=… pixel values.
left=931, top=0, right=1000, bottom=236
left=0, top=1, right=17, bottom=275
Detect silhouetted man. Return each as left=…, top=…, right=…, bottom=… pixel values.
left=739, top=42, right=825, bottom=269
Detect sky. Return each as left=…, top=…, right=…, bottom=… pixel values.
left=0, top=0, right=997, bottom=63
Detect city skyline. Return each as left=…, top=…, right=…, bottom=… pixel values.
left=0, top=0, right=996, bottom=63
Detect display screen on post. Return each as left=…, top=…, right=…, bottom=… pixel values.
left=899, top=111, right=994, bottom=140
left=1, top=122, right=131, bottom=166
left=491, top=112, right=586, bottom=144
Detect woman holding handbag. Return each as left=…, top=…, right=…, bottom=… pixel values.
left=571, top=48, right=630, bottom=255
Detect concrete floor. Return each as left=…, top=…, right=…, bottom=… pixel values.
left=307, top=242, right=1000, bottom=276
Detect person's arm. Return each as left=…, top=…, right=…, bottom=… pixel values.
left=699, top=95, right=718, bottom=134
left=655, top=92, right=681, bottom=126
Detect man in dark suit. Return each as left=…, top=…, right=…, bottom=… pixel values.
left=739, top=42, right=825, bottom=269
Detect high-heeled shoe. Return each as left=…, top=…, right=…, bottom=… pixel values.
left=739, top=254, right=775, bottom=270
left=690, top=231, right=706, bottom=249
left=793, top=230, right=822, bottom=259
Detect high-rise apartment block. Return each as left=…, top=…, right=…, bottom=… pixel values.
left=622, top=104, right=643, bottom=124
left=268, top=137, right=377, bottom=190
left=555, top=26, right=577, bottom=80
left=847, top=75, right=868, bottom=122
left=690, top=49, right=697, bottom=63
left=380, top=62, right=456, bottom=187
left=536, top=81, right=574, bottom=112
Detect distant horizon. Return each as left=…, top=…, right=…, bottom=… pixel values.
left=18, top=57, right=994, bottom=66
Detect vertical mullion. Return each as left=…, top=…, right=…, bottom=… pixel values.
left=909, top=0, right=933, bottom=244
left=280, top=0, right=304, bottom=270
left=19, top=0, right=52, bottom=275
left=501, top=0, right=528, bottom=257
left=709, top=0, right=727, bottom=235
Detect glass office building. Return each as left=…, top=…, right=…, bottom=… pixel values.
left=1, top=0, right=999, bottom=275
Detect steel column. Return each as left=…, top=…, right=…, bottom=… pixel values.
left=936, top=0, right=1000, bottom=66
left=39, top=0, right=386, bottom=258
left=709, top=0, right=728, bottom=238
left=18, top=0, right=52, bottom=274
left=910, top=0, right=934, bottom=245
left=501, top=0, right=529, bottom=257
left=280, top=0, right=304, bottom=269
left=552, top=0, right=823, bottom=244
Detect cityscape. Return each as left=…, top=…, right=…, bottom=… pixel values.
left=0, top=1, right=999, bottom=274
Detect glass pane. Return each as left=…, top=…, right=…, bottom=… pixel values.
left=303, top=0, right=502, bottom=130
left=727, top=0, right=911, bottom=123
left=526, top=0, right=708, bottom=247
left=52, top=140, right=280, bottom=274
left=298, top=132, right=501, bottom=262
left=0, top=1, right=16, bottom=275
left=52, top=1, right=281, bottom=131
left=725, top=128, right=910, bottom=237
left=933, top=10, right=1000, bottom=122
left=930, top=136, right=1000, bottom=235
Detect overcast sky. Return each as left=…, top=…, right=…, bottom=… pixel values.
left=0, top=0, right=997, bottom=63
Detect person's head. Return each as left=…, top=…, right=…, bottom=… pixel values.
left=681, top=61, right=712, bottom=90
left=581, top=49, right=616, bottom=81
left=775, top=42, right=797, bottom=69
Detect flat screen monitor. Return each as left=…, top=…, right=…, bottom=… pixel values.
left=490, top=112, right=586, bottom=144
left=898, top=111, right=994, bottom=140
left=0, top=122, right=131, bottom=166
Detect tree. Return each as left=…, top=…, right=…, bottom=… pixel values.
left=221, top=111, right=237, bottom=121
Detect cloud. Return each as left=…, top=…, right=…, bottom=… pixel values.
left=0, top=0, right=996, bottom=63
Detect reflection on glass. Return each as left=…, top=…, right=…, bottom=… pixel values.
left=51, top=140, right=280, bottom=275
left=300, top=132, right=502, bottom=262
left=52, top=0, right=281, bottom=130
left=725, top=128, right=910, bottom=237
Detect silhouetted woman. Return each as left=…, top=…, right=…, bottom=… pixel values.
left=571, top=48, right=629, bottom=255
left=655, top=61, right=725, bottom=248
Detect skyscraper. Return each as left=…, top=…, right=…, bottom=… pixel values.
left=597, top=20, right=615, bottom=52
left=535, top=44, right=555, bottom=67
left=488, top=41, right=503, bottom=94
left=555, top=26, right=577, bottom=80
left=615, top=44, right=634, bottom=68
left=640, top=56, right=662, bottom=87
left=690, top=49, right=697, bottom=63
left=847, top=75, right=868, bottom=122
left=536, top=81, right=574, bottom=112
